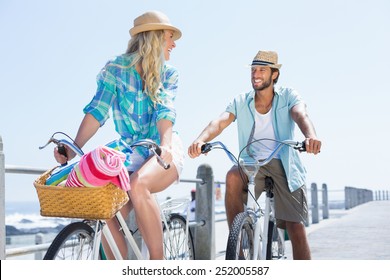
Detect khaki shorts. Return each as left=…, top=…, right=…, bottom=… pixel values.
left=243, top=159, right=308, bottom=229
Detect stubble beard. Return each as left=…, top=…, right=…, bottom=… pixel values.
left=252, top=76, right=272, bottom=91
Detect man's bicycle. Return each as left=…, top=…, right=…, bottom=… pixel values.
left=201, top=139, right=306, bottom=260
left=36, top=132, right=194, bottom=260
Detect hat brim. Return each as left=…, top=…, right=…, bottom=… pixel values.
left=251, top=62, right=282, bottom=69
left=130, top=23, right=182, bottom=40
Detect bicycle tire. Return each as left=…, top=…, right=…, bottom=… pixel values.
left=163, top=213, right=195, bottom=260
left=266, top=221, right=285, bottom=260
left=225, top=212, right=255, bottom=260
left=43, top=221, right=96, bottom=260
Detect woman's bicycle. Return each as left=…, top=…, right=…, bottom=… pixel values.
left=201, top=138, right=306, bottom=260
left=36, top=132, right=194, bottom=260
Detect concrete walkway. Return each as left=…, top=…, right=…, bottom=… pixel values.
left=215, top=200, right=390, bottom=260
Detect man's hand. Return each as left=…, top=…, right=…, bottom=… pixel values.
left=305, top=138, right=321, bottom=155
left=188, top=141, right=206, bottom=158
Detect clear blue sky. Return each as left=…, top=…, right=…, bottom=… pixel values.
left=1, top=0, right=389, bottom=202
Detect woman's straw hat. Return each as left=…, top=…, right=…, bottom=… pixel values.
left=129, top=11, right=182, bottom=40
left=251, top=50, right=282, bottom=69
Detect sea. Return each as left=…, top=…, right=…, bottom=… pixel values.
left=4, top=201, right=71, bottom=256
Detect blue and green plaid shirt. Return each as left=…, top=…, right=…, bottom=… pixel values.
left=83, top=54, right=179, bottom=160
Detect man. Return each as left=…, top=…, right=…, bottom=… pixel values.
left=188, top=50, right=321, bottom=259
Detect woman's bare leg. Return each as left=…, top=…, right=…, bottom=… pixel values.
left=102, top=200, right=133, bottom=259
left=128, top=157, right=179, bottom=259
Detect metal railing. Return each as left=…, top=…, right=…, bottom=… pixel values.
left=0, top=163, right=332, bottom=260
left=1, top=135, right=388, bottom=260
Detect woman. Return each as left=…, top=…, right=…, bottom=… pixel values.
left=54, top=11, right=184, bottom=259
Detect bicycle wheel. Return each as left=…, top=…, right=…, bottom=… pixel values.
left=266, top=220, right=285, bottom=260
left=43, top=221, right=96, bottom=260
left=225, top=212, right=255, bottom=260
left=163, top=213, right=195, bottom=260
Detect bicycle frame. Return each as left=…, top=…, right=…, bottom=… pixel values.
left=40, top=133, right=192, bottom=260
left=202, top=138, right=304, bottom=260
left=89, top=212, right=143, bottom=260
left=241, top=162, right=277, bottom=260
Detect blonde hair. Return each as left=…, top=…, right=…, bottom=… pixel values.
left=125, top=30, right=165, bottom=105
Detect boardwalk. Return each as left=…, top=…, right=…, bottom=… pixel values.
left=216, top=200, right=390, bottom=260
left=294, top=200, right=390, bottom=260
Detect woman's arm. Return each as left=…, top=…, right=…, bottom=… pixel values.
left=54, top=113, right=100, bottom=163
left=157, top=119, right=174, bottom=164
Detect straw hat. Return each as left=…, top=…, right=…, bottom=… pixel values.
left=129, top=11, right=182, bottom=41
left=251, top=50, right=282, bottom=69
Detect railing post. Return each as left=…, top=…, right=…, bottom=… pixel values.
left=322, top=183, right=329, bottom=219
left=34, top=233, right=44, bottom=260
left=126, top=210, right=142, bottom=260
left=195, top=164, right=215, bottom=260
left=0, top=136, right=5, bottom=260
left=345, top=187, right=351, bottom=209
left=311, top=183, right=319, bottom=224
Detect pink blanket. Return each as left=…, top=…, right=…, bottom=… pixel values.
left=65, top=146, right=130, bottom=191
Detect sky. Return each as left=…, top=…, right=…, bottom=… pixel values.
left=1, top=0, right=390, bottom=203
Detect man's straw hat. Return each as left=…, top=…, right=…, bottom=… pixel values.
left=129, top=11, right=182, bottom=41
left=251, top=50, right=282, bottom=69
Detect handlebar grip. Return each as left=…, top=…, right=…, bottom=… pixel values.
left=57, top=144, right=67, bottom=157
left=154, top=146, right=170, bottom=169
left=155, top=146, right=162, bottom=156
left=201, top=143, right=212, bottom=154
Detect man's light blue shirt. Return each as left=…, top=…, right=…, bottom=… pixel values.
left=225, top=86, right=307, bottom=192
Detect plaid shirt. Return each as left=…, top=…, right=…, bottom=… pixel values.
left=83, top=54, right=178, bottom=157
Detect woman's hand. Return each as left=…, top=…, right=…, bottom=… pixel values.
left=53, top=145, right=76, bottom=165
left=159, top=145, right=173, bottom=166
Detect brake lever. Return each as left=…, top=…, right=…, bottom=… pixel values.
left=151, top=147, right=170, bottom=170
left=298, top=141, right=306, bottom=152
left=39, top=137, right=56, bottom=150
left=201, top=143, right=212, bottom=154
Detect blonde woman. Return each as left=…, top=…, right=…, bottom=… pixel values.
left=54, top=11, right=184, bottom=259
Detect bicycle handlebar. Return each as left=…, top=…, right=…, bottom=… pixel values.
left=201, top=139, right=306, bottom=167
left=39, top=132, right=170, bottom=170
left=128, top=139, right=170, bottom=169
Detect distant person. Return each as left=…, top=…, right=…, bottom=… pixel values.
left=188, top=50, right=321, bottom=259
left=189, top=189, right=196, bottom=221
left=215, top=183, right=222, bottom=201
left=53, top=11, right=184, bottom=260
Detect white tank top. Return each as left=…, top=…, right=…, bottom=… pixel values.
left=251, top=108, right=279, bottom=160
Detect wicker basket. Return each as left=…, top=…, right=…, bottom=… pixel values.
left=34, top=168, right=129, bottom=220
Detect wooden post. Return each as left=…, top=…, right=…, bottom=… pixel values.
left=322, top=183, right=329, bottom=219
left=311, top=183, right=319, bottom=224
left=194, top=164, right=215, bottom=260
left=0, top=136, right=5, bottom=260
left=34, top=233, right=44, bottom=260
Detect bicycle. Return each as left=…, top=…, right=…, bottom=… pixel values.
left=201, top=138, right=306, bottom=260
left=37, top=132, right=194, bottom=260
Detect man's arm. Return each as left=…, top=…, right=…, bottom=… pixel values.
left=188, top=111, right=235, bottom=158
left=290, top=103, right=321, bottom=154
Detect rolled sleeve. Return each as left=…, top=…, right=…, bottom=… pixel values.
left=155, top=65, right=178, bottom=124
left=287, top=88, right=303, bottom=109
left=83, top=65, right=117, bottom=126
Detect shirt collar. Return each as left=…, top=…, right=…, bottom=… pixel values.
left=247, top=86, right=281, bottom=105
